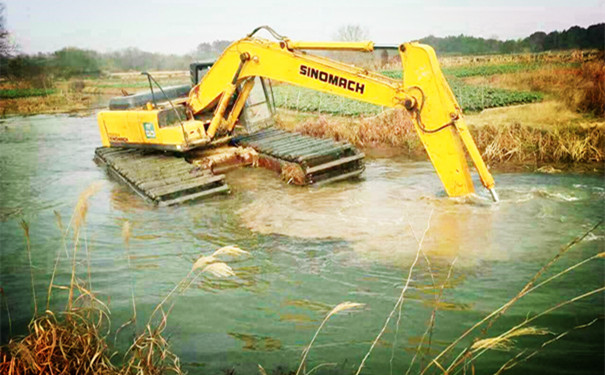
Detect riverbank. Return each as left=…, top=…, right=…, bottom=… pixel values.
left=275, top=102, right=604, bottom=173
left=0, top=71, right=189, bottom=116
left=2, top=58, right=603, bottom=173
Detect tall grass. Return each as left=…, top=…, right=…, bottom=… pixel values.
left=468, top=61, right=605, bottom=117
left=475, top=122, right=604, bottom=164
left=279, top=109, right=422, bottom=155
left=0, top=184, right=249, bottom=374
left=278, top=108, right=604, bottom=165
left=283, top=218, right=603, bottom=375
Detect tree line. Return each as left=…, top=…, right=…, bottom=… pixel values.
left=0, top=43, right=233, bottom=83
left=421, top=23, right=604, bottom=55
left=1, top=20, right=603, bottom=82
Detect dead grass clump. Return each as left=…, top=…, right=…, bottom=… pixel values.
left=0, top=184, right=250, bottom=374
left=291, top=109, right=422, bottom=156
left=121, top=320, right=183, bottom=375
left=283, top=107, right=604, bottom=166
left=575, top=62, right=605, bottom=116
left=281, top=163, right=307, bottom=185
left=0, top=311, right=115, bottom=374
left=357, top=110, right=418, bottom=150
left=474, top=123, right=605, bottom=164
left=465, top=101, right=588, bottom=129
left=189, top=146, right=259, bottom=173
left=293, top=115, right=360, bottom=145
left=468, top=61, right=605, bottom=117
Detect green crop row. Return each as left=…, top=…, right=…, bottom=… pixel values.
left=272, top=85, right=384, bottom=116
left=382, top=62, right=577, bottom=79
left=452, top=81, right=542, bottom=111
left=272, top=78, right=542, bottom=115
left=0, top=88, right=56, bottom=99
left=444, top=63, right=537, bottom=77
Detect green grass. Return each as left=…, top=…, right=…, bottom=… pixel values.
left=0, top=88, right=56, bottom=99
left=383, top=62, right=578, bottom=79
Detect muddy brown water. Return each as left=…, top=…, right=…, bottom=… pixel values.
left=0, top=114, right=603, bottom=374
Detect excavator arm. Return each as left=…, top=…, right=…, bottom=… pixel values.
left=187, top=28, right=498, bottom=201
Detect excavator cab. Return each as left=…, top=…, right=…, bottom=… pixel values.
left=191, top=61, right=276, bottom=133
left=239, top=77, right=276, bottom=132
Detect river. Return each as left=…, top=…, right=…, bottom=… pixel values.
left=0, top=114, right=603, bottom=374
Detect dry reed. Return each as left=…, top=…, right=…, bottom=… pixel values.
left=68, top=182, right=102, bottom=311
left=115, top=220, right=137, bottom=342
left=20, top=220, right=37, bottom=317
left=280, top=107, right=604, bottom=167
left=295, top=301, right=365, bottom=375
left=0, top=184, right=249, bottom=374
left=288, top=109, right=420, bottom=154
left=0, top=310, right=115, bottom=374
left=421, top=220, right=603, bottom=375
left=470, top=327, right=551, bottom=352
left=474, top=122, right=604, bottom=164
left=493, top=318, right=600, bottom=375
left=404, top=259, right=457, bottom=375
left=47, top=211, right=66, bottom=310
left=355, top=210, right=433, bottom=375
left=460, top=285, right=605, bottom=374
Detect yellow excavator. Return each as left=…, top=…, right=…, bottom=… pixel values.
left=95, top=26, right=498, bottom=206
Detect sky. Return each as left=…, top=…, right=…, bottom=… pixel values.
left=4, top=0, right=605, bottom=55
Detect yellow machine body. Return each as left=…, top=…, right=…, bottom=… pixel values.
left=97, top=106, right=209, bottom=152
left=96, top=26, right=497, bottom=199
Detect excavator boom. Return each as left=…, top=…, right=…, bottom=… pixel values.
left=187, top=29, right=497, bottom=200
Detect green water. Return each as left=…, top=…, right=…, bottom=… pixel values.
left=0, top=114, right=603, bottom=374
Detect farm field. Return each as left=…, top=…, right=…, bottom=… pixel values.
left=272, top=73, right=543, bottom=115
left=0, top=88, right=56, bottom=99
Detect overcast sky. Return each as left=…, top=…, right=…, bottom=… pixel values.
left=5, top=0, right=604, bottom=55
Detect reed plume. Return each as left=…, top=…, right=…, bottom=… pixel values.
left=296, top=302, right=365, bottom=375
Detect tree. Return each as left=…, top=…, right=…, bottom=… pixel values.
left=52, top=47, right=100, bottom=77
left=586, top=24, right=605, bottom=50
left=331, top=25, right=371, bottom=66
left=334, top=25, right=369, bottom=42
left=527, top=32, right=547, bottom=52
left=195, top=42, right=212, bottom=59
left=0, top=2, right=13, bottom=57
left=211, top=40, right=231, bottom=55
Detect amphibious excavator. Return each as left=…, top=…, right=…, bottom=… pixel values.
left=95, top=26, right=498, bottom=206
